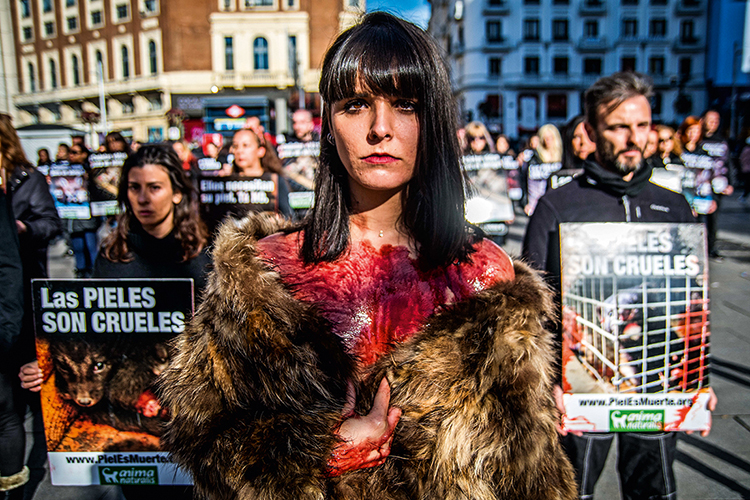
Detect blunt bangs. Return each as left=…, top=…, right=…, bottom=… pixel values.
left=320, top=15, right=426, bottom=104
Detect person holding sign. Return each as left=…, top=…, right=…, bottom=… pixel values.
left=199, top=129, right=293, bottom=235
left=161, top=12, right=575, bottom=500
left=93, top=145, right=210, bottom=291
left=522, top=72, right=717, bottom=500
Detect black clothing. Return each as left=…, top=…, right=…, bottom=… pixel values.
left=9, top=166, right=63, bottom=364
left=9, top=167, right=62, bottom=281
left=523, top=160, right=695, bottom=275
left=93, top=223, right=211, bottom=298
left=0, top=186, right=26, bottom=490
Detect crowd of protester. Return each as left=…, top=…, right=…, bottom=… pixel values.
left=0, top=14, right=744, bottom=498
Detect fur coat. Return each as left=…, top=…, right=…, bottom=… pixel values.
left=159, top=215, right=576, bottom=500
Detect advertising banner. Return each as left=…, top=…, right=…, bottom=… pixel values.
left=32, top=279, right=194, bottom=485
left=48, top=163, right=91, bottom=219
left=88, top=152, right=127, bottom=216
left=559, top=223, right=712, bottom=432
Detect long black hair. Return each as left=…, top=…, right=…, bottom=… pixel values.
left=101, top=145, right=206, bottom=262
left=301, top=11, right=475, bottom=269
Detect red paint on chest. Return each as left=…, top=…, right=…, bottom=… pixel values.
left=257, top=233, right=513, bottom=367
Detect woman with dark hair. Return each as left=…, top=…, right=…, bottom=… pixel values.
left=161, top=12, right=574, bottom=500
left=94, top=145, right=209, bottom=289
left=104, top=131, right=130, bottom=154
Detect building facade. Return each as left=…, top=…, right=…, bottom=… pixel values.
left=9, top=0, right=364, bottom=144
left=428, top=0, right=708, bottom=138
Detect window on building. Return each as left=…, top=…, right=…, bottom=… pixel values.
left=288, top=35, right=297, bottom=75
left=486, top=20, right=503, bottom=42
left=121, top=45, right=129, bottom=79
left=621, top=0, right=637, bottom=4
left=144, top=0, right=157, bottom=12
left=523, top=19, right=540, bottom=41
left=489, top=57, right=502, bottom=77
left=148, top=40, right=157, bottom=74
left=122, top=98, right=134, bottom=114
left=622, top=19, right=638, bottom=38
left=221, top=0, right=232, bottom=10
left=680, top=20, right=695, bottom=42
left=524, top=0, right=540, bottom=5
left=548, top=94, right=567, bottom=119
left=524, top=56, right=540, bottom=75
left=28, top=63, right=35, bottom=92
left=679, top=57, right=692, bottom=79
left=649, top=19, right=666, bottom=37
left=253, top=37, right=269, bottom=70
left=648, top=56, right=665, bottom=75
left=23, top=26, right=32, bottom=41
left=651, top=93, right=662, bottom=115
left=552, top=19, right=569, bottom=41
left=224, top=36, right=234, bottom=71
left=245, top=0, right=272, bottom=6
left=651, top=0, right=666, bottom=4
left=458, top=25, right=464, bottom=46
left=49, top=59, right=57, bottom=88
left=91, top=10, right=102, bottom=25
left=44, top=22, right=54, bottom=36
left=20, top=0, right=30, bottom=18
left=43, top=0, right=52, bottom=12
left=66, top=0, right=75, bottom=6
left=67, top=16, right=77, bottom=31
left=116, top=4, right=128, bottom=20
left=553, top=0, right=569, bottom=4
left=72, top=54, right=80, bottom=85
left=621, top=56, right=636, bottom=72
left=553, top=56, right=568, bottom=74
left=584, top=20, right=599, bottom=39
left=95, top=49, right=104, bottom=80
left=583, top=57, right=602, bottom=74
left=488, top=0, right=504, bottom=5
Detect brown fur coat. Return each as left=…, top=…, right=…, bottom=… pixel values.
left=159, top=215, right=576, bottom=500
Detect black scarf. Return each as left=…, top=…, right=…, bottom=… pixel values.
left=582, top=159, right=653, bottom=198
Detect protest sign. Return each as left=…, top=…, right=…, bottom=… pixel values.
left=199, top=174, right=281, bottom=232
left=88, top=152, right=127, bottom=216
left=277, top=140, right=319, bottom=210
left=32, top=278, right=194, bottom=485
left=559, top=222, right=712, bottom=432
left=49, top=162, right=91, bottom=219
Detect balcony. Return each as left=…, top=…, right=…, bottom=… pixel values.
left=674, top=0, right=703, bottom=15
left=577, top=36, right=608, bottom=51
left=482, top=39, right=515, bottom=52
left=483, top=0, right=510, bottom=14
left=579, top=0, right=606, bottom=15
left=213, top=71, right=295, bottom=90
left=673, top=36, right=703, bottom=52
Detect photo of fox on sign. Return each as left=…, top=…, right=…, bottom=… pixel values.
left=559, top=222, right=712, bottom=433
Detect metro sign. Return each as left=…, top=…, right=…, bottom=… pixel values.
left=225, top=105, right=245, bottom=118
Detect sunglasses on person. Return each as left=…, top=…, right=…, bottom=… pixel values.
left=470, top=136, right=486, bottom=142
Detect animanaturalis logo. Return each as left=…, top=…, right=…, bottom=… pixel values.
left=610, top=410, right=665, bottom=431
left=98, top=466, right=158, bottom=485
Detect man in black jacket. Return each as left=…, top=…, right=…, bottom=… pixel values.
left=523, top=72, right=717, bottom=500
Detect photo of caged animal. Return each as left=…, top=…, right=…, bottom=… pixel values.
left=48, top=336, right=171, bottom=438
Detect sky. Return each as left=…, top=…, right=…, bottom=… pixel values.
left=366, top=0, right=431, bottom=29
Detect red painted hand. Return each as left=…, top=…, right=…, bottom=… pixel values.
left=326, top=378, right=402, bottom=477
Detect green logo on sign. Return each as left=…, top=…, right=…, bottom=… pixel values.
left=98, top=466, right=158, bottom=485
left=610, top=410, right=665, bottom=432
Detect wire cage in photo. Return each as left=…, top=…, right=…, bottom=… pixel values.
left=563, top=273, right=710, bottom=394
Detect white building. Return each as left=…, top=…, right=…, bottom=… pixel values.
left=428, top=0, right=708, bottom=137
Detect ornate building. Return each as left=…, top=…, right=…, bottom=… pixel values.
left=8, top=0, right=363, bottom=144
left=428, top=0, right=708, bottom=137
